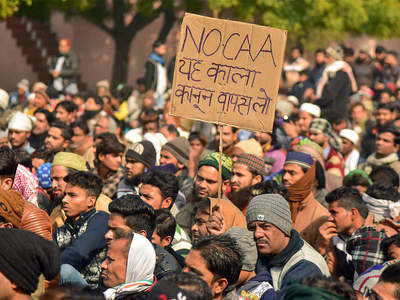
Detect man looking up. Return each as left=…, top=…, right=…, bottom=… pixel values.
left=54, top=171, right=108, bottom=289
left=282, top=151, right=330, bottom=247
left=160, top=137, right=194, bottom=199
left=7, top=112, right=34, bottom=154
left=45, top=121, right=73, bottom=153
left=117, top=141, right=156, bottom=199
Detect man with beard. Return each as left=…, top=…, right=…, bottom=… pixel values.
left=71, top=120, right=95, bottom=168
left=176, top=152, right=246, bottom=235
left=282, top=151, right=330, bottom=248
left=229, top=153, right=266, bottom=214
left=117, top=140, right=156, bottom=199
left=45, top=121, right=73, bottom=153
left=211, top=126, right=238, bottom=158
left=30, top=108, right=53, bottom=150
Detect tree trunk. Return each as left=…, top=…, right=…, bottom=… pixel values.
left=111, top=35, right=133, bottom=91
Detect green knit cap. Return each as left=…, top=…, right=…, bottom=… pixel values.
left=198, top=152, right=233, bottom=180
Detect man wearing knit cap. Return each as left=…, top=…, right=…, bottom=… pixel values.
left=176, top=151, right=246, bottom=234
left=117, top=140, right=157, bottom=199
left=160, top=137, right=194, bottom=199
left=231, top=138, right=263, bottom=162
left=340, top=129, right=363, bottom=175
left=229, top=153, right=266, bottom=213
left=309, top=118, right=345, bottom=177
left=282, top=151, right=330, bottom=248
left=246, top=194, right=329, bottom=295
left=0, top=229, right=60, bottom=300
left=7, top=112, right=35, bottom=154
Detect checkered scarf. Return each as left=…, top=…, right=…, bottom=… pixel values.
left=101, top=168, right=125, bottom=199
left=346, top=226, right=387, bottom=276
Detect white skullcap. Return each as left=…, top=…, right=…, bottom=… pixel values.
left=286, top=95, right=299, bottom=106
left=299, top=103, right=321, bottom=118
left=340, top=129, right=359, bottom=145
left=276, top=100, right=293, bottom=116
left=8, top=112, right=33, bottom=132
left=0, top=89, right=9, bottom=110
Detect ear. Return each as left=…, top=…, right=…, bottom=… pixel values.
left=350, top=207, right=359, bottom=219
left=161, top=197, right=173, bottom=209
left=177, top=162, right=184, bottom=170
left=222, top=179, right=230, bottom=192
left=62, top=139, right=70, bottom=150
left=26, top=131, right=31, bottom=139
left=87, top=195, right=96, bottom=208
left=252, top=174, right=263, bottom=185
left=161, top=236, right=172, bottom=248
left=98, top=153, right=105, bottom=163
left=0, top=177, right=13, bottom=191
left=211, top=277, right=228, bottom=296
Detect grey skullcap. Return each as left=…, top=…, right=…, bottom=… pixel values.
left=226, top=226, right=257, bottom=272
left=246, top=194, right=292, bottom=236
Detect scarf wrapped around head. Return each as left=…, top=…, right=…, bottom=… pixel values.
left=285, top=151, right=316, bottom=222
left=104, top=234, right=156, bottom=300
left=12, top=164, right=38, bottom=206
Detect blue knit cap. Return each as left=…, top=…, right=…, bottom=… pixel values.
left=36, top=163, right=52, bottom=189
left=285, top=151, right=314, bottom=169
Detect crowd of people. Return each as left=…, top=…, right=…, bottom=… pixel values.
left=1, top=35, right=400, bottom=300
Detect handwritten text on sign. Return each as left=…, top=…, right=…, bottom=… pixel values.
left=170, top=13, right=287, bottom=132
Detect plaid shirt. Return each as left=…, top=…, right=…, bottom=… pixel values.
left=346, top=226, right=387, bottom=276
left=100, top=168, right=124, bottom=200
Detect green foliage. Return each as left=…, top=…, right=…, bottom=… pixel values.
left=0, top=0, right=31, bottom=19
left=207, top=0, right=400, bottom=51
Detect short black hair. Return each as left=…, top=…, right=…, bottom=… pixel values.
left=138, top=171, right=179, bottom=207
left=343, top=172, right=372, bottom=189
left=153, top=40, right=165, bottom=48
left=375, top=45, right=386, bottom=54
left=366, top=181, right=399, bottom=202
left=161, top=124, right=180, bottom=137
left=378, top=262, right=400, bottom=298
left=159, top=272, right=212, bottom=300
left=0, top=147, right=17, bottom=179
left=86, top=95, right=104, bottom=109
left=250, top=180, right=290, bottom=201
left=34, top=108, right=54, bottom=124
left=192, top=235, right=242, bottom=289
left=301, top=276, right=357, bottom=300
left=15, top=149, right=32, bottom=170
left=50, top=121, right=73, bottom=141
left=56, top=100, right=78, bottom=113
left=377, top=124, right=400, bottom=146
left=64, top=171, right=103, bottom=198
left=109, top=195, right=156, bottom=238
left=72, top=120, right=90, bottom=135
left=325, top=187, right=369, bottom=219
left=378, top=102, right=396, bottom=112
left=315, top=48, right=326, bottom=55
left=383, top=234, right=400, bottom=258
left=189, top=131, right=208, bottom=146
left=155, top=209, right=176, bottom=241
left=292, top=46, right=303, bottom=55
left=370, top=165, right=400, bottom=188
left=31, top=149, right=55, bottom=163
left=96, top=135, right=125, bottom=158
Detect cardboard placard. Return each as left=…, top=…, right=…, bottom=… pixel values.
left=170, top=13, right=287, bottom=133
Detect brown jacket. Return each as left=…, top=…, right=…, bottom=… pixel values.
left=293, top=192, right=330, bottom=248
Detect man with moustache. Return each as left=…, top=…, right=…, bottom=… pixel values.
left=116, top=141, right=156, bottom=199
left=245, top=194, right=329, bottom=297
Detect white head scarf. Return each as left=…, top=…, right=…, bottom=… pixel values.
left=8, top=112, right=33, bottom=132
left=104, top=234, right=156, bottom=300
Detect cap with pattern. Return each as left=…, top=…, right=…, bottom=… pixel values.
left=236, top=153, right=267, bottom=177
left=198, top=152, right=233, bottom=180
left=52, top=152, right=88, bottom=171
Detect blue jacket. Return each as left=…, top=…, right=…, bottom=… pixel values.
left=54, top=209, right=109, bottom=288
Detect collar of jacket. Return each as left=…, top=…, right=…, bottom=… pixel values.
left=66, top=208, right=96, bottom=227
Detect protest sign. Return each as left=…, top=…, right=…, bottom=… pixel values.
left=170, top=13, right=287, bottom=133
